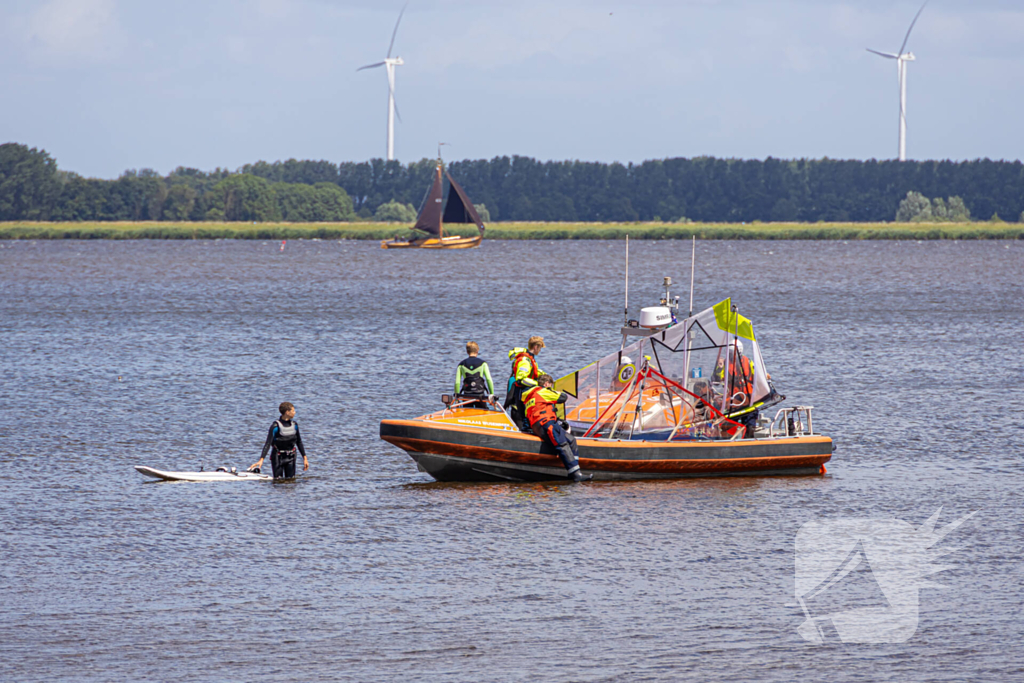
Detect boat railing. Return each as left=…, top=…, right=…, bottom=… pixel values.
left=442, top=397, right=486, bottom=411
left=769, top=406, right=815, bottom=438
left=438, top=394, right=521, bottom=430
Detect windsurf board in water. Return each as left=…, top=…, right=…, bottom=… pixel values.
left=134, top=466, right=273, bottom=482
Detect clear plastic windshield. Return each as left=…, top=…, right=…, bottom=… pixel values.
left=555, top=298, right=774, bottom=441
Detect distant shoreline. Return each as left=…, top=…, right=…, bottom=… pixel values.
left=1, top=221, right=1021, bottom=240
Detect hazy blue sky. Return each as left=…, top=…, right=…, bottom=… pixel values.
left=2, top=0, right=1021, bottom=178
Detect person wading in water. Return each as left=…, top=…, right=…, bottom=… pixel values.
left=250, top=402, right=308, bottom=479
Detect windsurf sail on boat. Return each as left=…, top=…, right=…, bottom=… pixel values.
left=381, top=159, right=485, bottom=249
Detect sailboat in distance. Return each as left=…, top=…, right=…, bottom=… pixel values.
left=380, top=157, right=486, bottom=250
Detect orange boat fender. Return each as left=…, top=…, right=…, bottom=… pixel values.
left=819, top=464, right=827, bottom=475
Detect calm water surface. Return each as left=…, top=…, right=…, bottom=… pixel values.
left=1, top=239, right=1022, bottom=682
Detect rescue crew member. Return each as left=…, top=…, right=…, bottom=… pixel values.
left=504, top=336, right=545, bottom=431
left=713, top=340, right=753, bottom=406
left=250, top=402, right=308, bottom=479
left=523, top=374, right=592, bottom=482
left=454, top=341, right=495, bottom=405
left=713, top=340, right=758, bottom=437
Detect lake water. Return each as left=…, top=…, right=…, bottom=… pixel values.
left=1, top=239, right=1021, bottom=682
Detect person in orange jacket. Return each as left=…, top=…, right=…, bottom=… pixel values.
left=522, top=374, right=592, bottom=482
left=713, top=339, right=754, bottom=409
left=713, top=339, right=758, bottom=436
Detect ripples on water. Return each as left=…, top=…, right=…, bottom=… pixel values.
left=1, top=239, right=1021, bottom=682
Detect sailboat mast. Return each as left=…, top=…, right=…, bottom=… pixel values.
left=438, top=157, right=444, bottom=239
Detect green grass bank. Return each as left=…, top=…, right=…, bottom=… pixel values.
left=2, top=221, right=1022, bottom=240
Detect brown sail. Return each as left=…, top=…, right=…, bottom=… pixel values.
left=442, top=171, right=485, bottom=235
left=412, top=163, right=444, bottom=236
left=380, top=158, right=484, bottom=250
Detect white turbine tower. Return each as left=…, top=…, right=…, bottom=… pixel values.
left=868, top=1, right=928, bottom=161
left=358, top=5, right=407, bottom=161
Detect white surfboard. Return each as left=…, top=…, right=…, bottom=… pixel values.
left=135, top=465, right=274, bottom=482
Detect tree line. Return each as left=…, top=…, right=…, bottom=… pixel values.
left=2, top=142, right=1023, bottom=223
left=0, top=145, right=355, bottom=223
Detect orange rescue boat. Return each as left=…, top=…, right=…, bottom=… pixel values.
left=381, top=296, right=833, bottom=481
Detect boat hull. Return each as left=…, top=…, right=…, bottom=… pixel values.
left=380, top=419, right=832, bottom=482
left=381, top=234, right=482, bottom=250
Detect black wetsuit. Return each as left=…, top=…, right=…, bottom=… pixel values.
left=261, top=419, right=306, bottom=479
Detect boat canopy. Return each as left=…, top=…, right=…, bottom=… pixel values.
left=554, top=298, right=776, bottom=441
left=413, top=162, right=486, bottom=237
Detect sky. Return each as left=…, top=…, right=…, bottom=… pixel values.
left=1, top=0, right=1022, bottom=178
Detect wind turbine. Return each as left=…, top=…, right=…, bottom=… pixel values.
left=358, top=5, right=407, bottom=161
left=867, top=1, right=928, bottom=161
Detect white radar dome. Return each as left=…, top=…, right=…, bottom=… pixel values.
left=639, top=306, right=672, bottom=328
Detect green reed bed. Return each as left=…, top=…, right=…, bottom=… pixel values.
left=0, top=222, right=404, bottom=240
left=489, top=222, right=1024, bottom=240
left=2, top=221, right=1022, bottom=240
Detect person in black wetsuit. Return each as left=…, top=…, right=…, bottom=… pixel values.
left=250, top=402, right=308, bottom=479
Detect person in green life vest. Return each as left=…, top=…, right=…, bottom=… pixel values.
left=504, top=335, right=546, bottom=431
left=454, top=341, right=495, bottom=407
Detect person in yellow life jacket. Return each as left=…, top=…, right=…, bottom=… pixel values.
left=503, top=335, right=545, bottom=432
left=523, top=374, right=592, bottom=482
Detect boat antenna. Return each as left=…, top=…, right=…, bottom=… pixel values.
left=661, top=276, right=679, bottom=315
left=624, top=235, right=629, bottom=325
left=688, top=235, right=696, bottom=317
left=437, top=141, right=450, bottom=161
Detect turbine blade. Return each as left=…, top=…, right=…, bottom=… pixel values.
left=898, top=0, right=928, bottom=57
left=866, top=48, right=898, bottom=59
left=391, top=85, right=402, bottom=124
left=387, top=2, right=408, bottom=59
left=358, top=61, right=386, bottom=71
